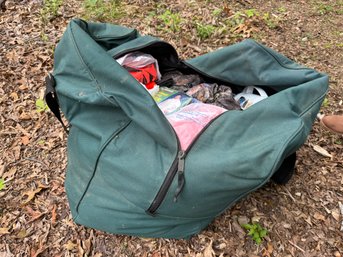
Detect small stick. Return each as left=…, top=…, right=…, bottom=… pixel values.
left=288, top=240, right=306, bottom=253
left=282, top=186, right=297, bottom=203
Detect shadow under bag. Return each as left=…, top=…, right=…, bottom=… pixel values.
left=46, top=19, right=328, bottom=239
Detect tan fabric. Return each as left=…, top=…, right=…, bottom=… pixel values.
left=321, top=115, right=343, bottom=134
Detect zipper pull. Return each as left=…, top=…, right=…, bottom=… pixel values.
left=174, top=151, right=186, bottom=202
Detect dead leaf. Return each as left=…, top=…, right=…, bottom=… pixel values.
left=25, top=206, right=45, bottom=223
left=16, top=229, right=28, bottom=239
left=313, top=212, right=326, bottom=221
left=21, top=136, right=30, bottom=145
left=19, top=112, right=31, bottom=120
left=30, top=242, right=46, bottom=257
left=51, top=205, right=57, bottom=225
left=77, top=239, right=84, bottom=256
left=331, top=210, right=340, bottom=221
left=18, top=84, right=29, bottom=90
left=0, top=227, right=10, bottom=235
left=3, top=167, right=17, bottom=180
left=65, top=240, right=77, bottom=251
left=262, top=242, right=274, bottom=257
left=312, top=145, right=332, bottom=158
left=203, top=240, right=215, bottom=257
left=334, top=251, right=341, bottom=257
left=6, top=50, right=19, bottom=63
left=10, top=92, right=19, bottom=101
left=22, top=187, right=43, bottom=205
left=82, top=237, right=92, bottom=256
left=151, top=252, right=161, bottom=257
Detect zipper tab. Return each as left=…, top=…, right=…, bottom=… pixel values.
left=173, top=151, right=186, bottom=202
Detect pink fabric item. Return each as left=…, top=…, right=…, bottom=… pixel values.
left=166, top=103, right=227, bottom=150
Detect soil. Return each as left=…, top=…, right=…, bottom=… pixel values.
left=0, top=0, right=342, bottom=256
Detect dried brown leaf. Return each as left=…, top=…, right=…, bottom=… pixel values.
left=22, top=187, right=44, bottom=205
left=21, top=136, right=30, bottom=145
left=313, top=212, right=326, bottom=221
left=19, top=112, right=31, bottom=121
left=203, top=240, right=215, bottom=257
left=51, top=204, right=57, bottom=225
left=3, top=167, right=16, bottom=180
left=65, top=240, right=77, bottom=251
left=10, top=92, right=19, bottom=101
left=16, top=229, right=28, bottom=239
left=312, top=145, right=332, bottom=158
left=0, top=227, right=10, bottom=235
left=25, top=206, right=45, bottom=223
left=30, top=242, right=46, bottom=257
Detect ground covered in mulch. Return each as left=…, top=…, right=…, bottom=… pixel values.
left=0, top=0, right=342, bottom=256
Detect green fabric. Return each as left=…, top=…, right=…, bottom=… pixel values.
left=52, top=19, right=328, bottom=239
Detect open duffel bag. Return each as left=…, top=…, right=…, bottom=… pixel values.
left=46, top=19, right=328, bottom=239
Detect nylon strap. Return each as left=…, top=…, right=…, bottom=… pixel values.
left=44, top=73, right=69, bottom=133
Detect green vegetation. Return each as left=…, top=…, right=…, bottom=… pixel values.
left=158, top=10, right=182, bottom=33
left=212, top=8, right=222, bottom=17
left=322, top=97, right=329, bottom=107
left=82, top=0, right=122, bottom=21
left=263, top=12, right=278, bottom=29
left=0, top=178, right=5, bottom=191
left=316, top=2, right=334, bottom=14
left=242, top=222, right=268, bottom=245
left=196, top=23, right=216, bottom=40
left=315, top=1, right=343, bottom=15
left=277, top=6, right=287, bottom=13
left=36, top=98, right=49, bottom=113
left=40, top=0, right=63, bottom=23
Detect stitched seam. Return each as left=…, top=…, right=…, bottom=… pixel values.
left=69, top=22, right=101, bottom=91
left=75, top=121, right=132, bottom=213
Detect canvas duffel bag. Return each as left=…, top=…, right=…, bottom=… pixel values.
left=45, top=19, right=328, bottom=239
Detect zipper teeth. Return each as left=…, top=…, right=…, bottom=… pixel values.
left=146, top=129, right=181, bottom=215
left=146, top=110, right=228, bottom=215
left=146, top=60, right=235, bottom=215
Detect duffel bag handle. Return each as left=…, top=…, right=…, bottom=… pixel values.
left=44, top=73, right=69, bottom=133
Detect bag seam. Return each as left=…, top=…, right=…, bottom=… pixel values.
left=69, top=22, right=101, bottom=91
left=75, top=120, right=133, bottom=213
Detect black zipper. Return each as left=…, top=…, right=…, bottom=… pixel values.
left=112, top=41, right=179, bottom=60
left=146, top=110, right=227, bottom=215
left=146, top=59, right=239, bottom=215
left=145, top=135, right=181, bottom=215
left=113, top=43, right=233, bottom=215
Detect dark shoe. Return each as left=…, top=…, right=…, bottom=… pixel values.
left=271, top=152, right=296, bottom=185
left=320, top=115, right=343, bottom=134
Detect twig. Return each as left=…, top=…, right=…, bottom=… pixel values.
left=0, top=131, right=18, bottom=136
left=23, top=157, right=49, bottom=169
left=282, top=186, right=297, bottom=203
left=288, top=240, right=305, bottom=253
left=339, top=202, right=343, bottom=231
left=0, top=163, right=6, bottom=177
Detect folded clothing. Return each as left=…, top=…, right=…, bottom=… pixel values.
left=187, top=83, right=241, bottom=110
left=166, top=103, right=227, bottom=150
left=116, top=51, right=161, bottom=88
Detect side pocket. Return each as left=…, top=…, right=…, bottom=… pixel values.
left=74, top=120, right=132, bottom=213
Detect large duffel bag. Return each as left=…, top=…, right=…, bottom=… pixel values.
left=45, top=19, right=328, bottom=239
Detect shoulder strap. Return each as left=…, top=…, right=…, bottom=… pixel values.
left=44, top=73, right=69, bottom=133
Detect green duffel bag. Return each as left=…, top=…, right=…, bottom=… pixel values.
left=45, top=19, right=328, bottom=239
